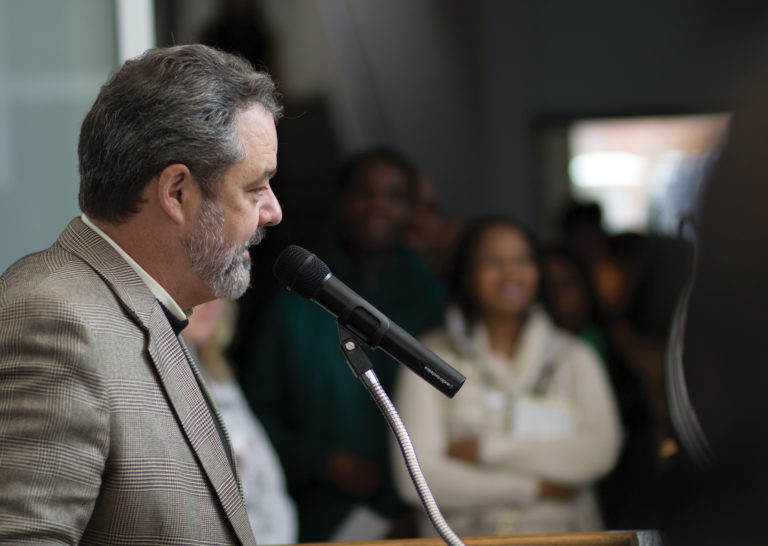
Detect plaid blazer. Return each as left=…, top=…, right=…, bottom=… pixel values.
left=0, top=218, right=257, bottom=545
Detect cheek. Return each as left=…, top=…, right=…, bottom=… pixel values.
left=225, top=211, right=259, bottom=244
left=472, top=267, right=498, bottom=298
left=239, top=198, right=263, bottom=230
left=524, top=267, right=541, bottom=296
left=388, top=199, right=411, bottom=220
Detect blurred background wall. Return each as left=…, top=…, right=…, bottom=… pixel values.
left=2, top=0, right=768, bottom=270
left=0, top=0, right=153, bottom=272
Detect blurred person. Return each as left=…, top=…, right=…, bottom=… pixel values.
left=239, top=147, right=445, bottom=541
left=558, top=200, right=626, bottom=319
left=540, top=246, right=662, bottom=530
left=406, top=173, right=466, bottom=278
left=556, top=202, right=691, bottom=528
left=0, top=45, right=281, bottom=544
left=540, top=245, right=608, bottom=361
left=393, top=216, right=622, bottom=537
left=558, top=200, right=606, bottom=262
left=602, top=232, right=695, bottom=480
left=658, top=67, right=768, bottom=546
left=560, top=201, right=691, bottom=479
left=183, top=299, right=297, bottom=545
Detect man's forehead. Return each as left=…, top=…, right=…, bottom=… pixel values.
left=235, top=108, right=277, bottom=164
left=237, top=103, right=277, bottom=131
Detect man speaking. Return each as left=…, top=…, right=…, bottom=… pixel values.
left=0, top=44, right=282, bottom=544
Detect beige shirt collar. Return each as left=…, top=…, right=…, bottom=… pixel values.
left=81, top=214, right=190, bottom=320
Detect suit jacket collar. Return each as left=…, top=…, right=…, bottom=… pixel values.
left=57, top=217, right=255, bottom=545
left=59, top=217, right=157, bottom=326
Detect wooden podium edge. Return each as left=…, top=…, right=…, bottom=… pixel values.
left=296, top=529, right=664, bottom=546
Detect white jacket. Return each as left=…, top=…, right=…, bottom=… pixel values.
left=392, top=306, right=622, bottom=537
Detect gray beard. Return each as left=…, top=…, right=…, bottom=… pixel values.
left=183, top=199, right=264, bottom=300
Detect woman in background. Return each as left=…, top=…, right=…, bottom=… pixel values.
left=183, top=299, right=298, bottom=545
left=540, top=245, right=608, bottom=362
left=392, top=216, right=622, bottom=537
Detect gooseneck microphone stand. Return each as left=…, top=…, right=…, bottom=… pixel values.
left=337, top=324, right=466, bottom=546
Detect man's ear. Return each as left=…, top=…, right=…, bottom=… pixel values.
left=156, top=163, right=197, bottom=225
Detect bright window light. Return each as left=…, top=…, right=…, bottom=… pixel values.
left=569, top=152, right=648, bottom=188
left=567, top=114, right=729, bottom=234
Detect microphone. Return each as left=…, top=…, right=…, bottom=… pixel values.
left=273, top=245, right=466, bottom=398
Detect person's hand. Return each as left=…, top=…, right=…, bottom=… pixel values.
left=326, top=449, right=384, bottom=498
left=539, top=480, right=578, bottom=500
left=447, top=436, right=479, bottom=462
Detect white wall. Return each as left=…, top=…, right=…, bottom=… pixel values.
left=0, top=0, right=154, bottom=272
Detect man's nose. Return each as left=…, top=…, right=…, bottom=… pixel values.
left=261, top=189, right=282, bottom=226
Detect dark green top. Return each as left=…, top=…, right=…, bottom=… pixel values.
left=579, top=322, right=608, bottom=365
left=240, top=246, right=444, bottom=541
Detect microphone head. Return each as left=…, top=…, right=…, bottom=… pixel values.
left=273, top=245, right=331, bottom=299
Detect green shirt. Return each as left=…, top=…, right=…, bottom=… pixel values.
left=240, top=246, right=444, bottom=541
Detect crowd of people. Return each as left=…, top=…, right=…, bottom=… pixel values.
left=222, top=145, right=699, bottom=542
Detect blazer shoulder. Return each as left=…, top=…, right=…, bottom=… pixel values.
left=1, top=240, right=113, bottom=309
left=2, top=219, right=154, bottom=325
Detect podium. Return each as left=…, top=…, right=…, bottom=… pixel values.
left=300, top=530, right=664, bottom=546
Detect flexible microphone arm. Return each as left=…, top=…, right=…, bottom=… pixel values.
left=338, top=325, right=465, bottom=546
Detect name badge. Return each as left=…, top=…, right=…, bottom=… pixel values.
left=511, top=394, right=576, bottom=438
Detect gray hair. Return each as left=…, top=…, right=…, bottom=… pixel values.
left=78, top=44, right=282, bottom=222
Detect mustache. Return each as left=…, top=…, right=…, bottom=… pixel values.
left=247, top=227, right=266, bottom=247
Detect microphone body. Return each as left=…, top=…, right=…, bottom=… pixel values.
left=274, top=246, right=465, bottom=397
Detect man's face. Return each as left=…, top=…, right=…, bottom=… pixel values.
left=183, top=105, right=281, bottom=300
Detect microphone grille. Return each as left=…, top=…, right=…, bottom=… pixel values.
left=273, top=245, right=331, bottom=299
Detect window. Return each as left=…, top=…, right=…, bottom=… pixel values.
left=567, top=114, right=730, bottom=235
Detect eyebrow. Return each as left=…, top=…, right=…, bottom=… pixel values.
left=248, top=168, right=277, bottom=188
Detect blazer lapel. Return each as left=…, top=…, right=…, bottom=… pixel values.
left=146, top=306, right=254, bottom=544
left=58, top=218, right=255, bottom=545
